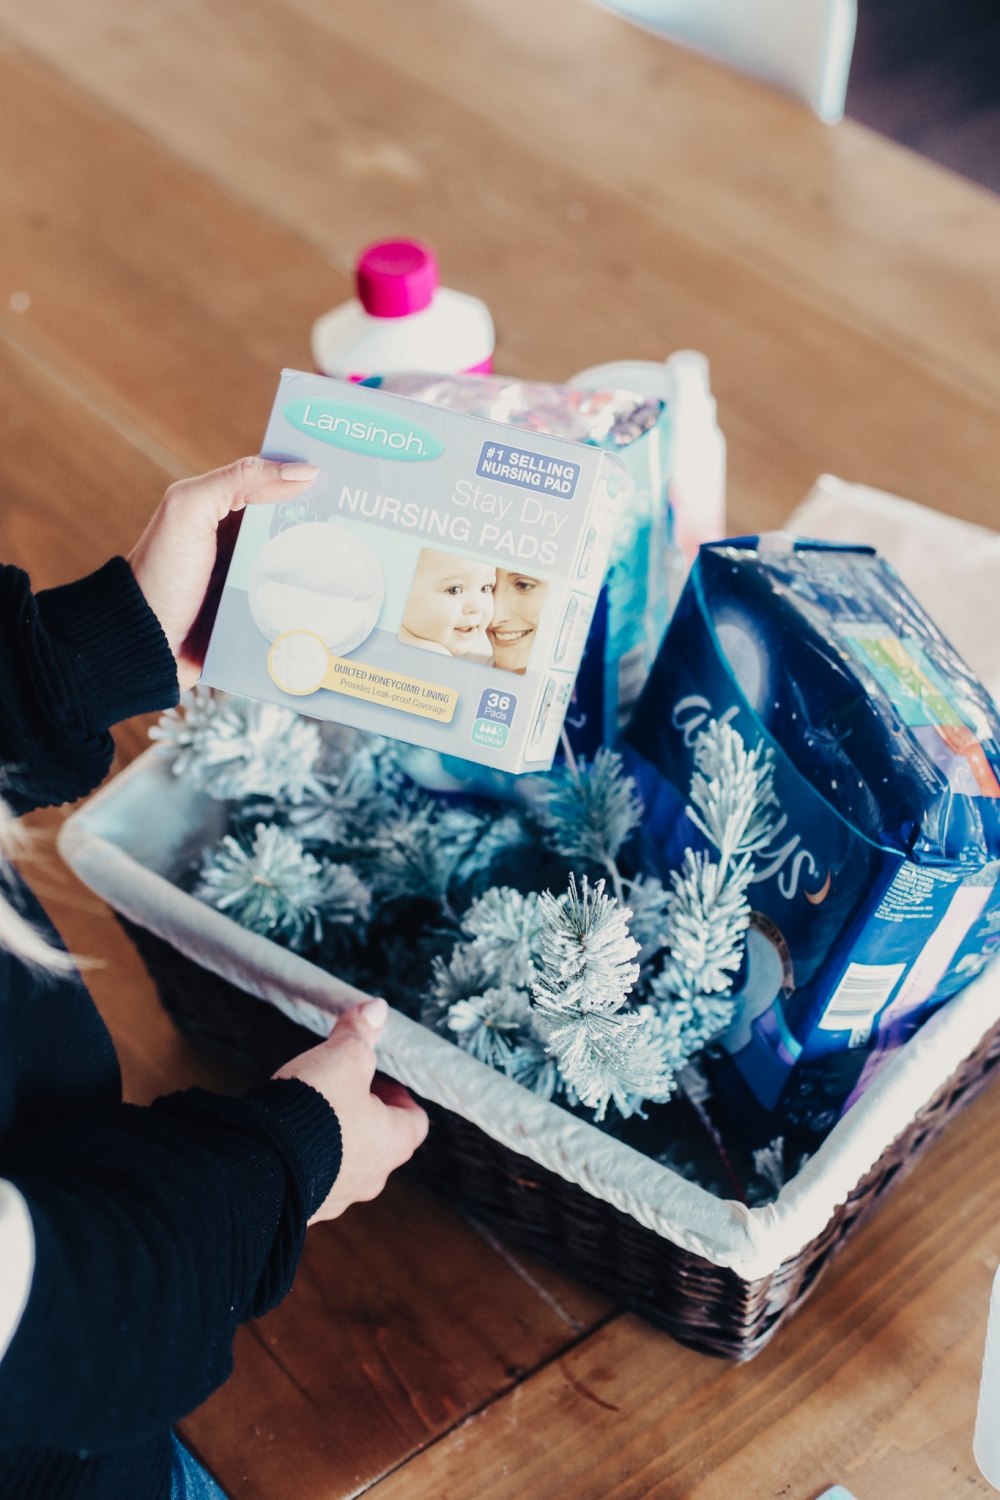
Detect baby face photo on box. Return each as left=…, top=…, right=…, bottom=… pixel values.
left=399, top=548, right=549, bottom=674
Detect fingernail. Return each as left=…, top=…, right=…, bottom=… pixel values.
left=360, top=997, right=388, bottom=1030
left=279, top=462, right=320, bottom=482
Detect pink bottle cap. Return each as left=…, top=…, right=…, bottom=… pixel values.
left=356, top=239, right=438, bottom=318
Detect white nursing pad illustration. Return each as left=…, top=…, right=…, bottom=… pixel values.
left=248, top=522, right=384, bottom=655
left=269, top=630, right=329, bottom=695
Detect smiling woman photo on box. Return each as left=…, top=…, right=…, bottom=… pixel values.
left=0, top=457, right=428, bottom=1500
left=487, top=567, right=550, bottom=674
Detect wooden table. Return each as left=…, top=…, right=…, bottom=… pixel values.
left=2, top=3, right=1000, bottom=1495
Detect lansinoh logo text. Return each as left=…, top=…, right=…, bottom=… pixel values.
left=283, top=400, right=444, bottom=461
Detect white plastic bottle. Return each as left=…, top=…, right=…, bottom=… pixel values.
left=976, top=1263, right=1000, bottom=1489
left=570, top=351, right=726, bottom=567
left=665, top=350, right=727, bottom=567
left=311, top=238, right=494, bottom=381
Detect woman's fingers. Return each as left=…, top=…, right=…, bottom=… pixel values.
left=371, top=1076, right=430, bottom=1159
left=276, top=1000, right=428, bottom=1222
left=370, top=1075, right=413, bottom=1108
left=378, top=1092, right=430, bottom=1162
left=329, top=999, right=388, bottom=1055
left=168, top=456, right=320, bottom=520
left=128, top=456, right=320, bottom=669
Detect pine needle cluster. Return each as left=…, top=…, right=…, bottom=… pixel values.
left=652, top=720, right=778, bottom=1017
left=530, top=876, right=668, bottom=1120
left=195, top=822, right=370, bottom=951
left=541, top=746, right=642, bottom=903
left=152, top=688, right=326, bottom=804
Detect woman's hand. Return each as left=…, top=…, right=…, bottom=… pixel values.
left=274, top=998, right=429, bottom=1223
left=127, top=456, right=319, bottom=689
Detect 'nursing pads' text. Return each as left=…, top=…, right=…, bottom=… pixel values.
left=337, top=483, right=571, bottom=570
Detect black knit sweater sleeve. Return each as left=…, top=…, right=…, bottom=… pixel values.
left=0, top=557, right=179, bottom=813
left=0, top=1078, right=341, bottom=1451
left=0, top=556, right=345, bottom=1478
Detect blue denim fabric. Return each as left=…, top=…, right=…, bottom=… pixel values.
left=170, top=1433, right=228, bottom=1500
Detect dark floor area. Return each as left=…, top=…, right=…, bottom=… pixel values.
left=846, top=0, right=1000, bottom=194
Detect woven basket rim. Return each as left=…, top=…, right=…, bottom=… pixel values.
left=59, top=746, right=1000, bottom=1281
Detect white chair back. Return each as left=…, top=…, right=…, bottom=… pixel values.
left=596, top=0, right=857, bottom=122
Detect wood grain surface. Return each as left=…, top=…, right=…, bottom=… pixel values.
left=369, top=1081, right=1000, bottom=1500
left=1, top=3, right=999, bottom=1495
left=6, top=0, right=1000, bottom=408
left=2, top=18, right=1000, bottom=537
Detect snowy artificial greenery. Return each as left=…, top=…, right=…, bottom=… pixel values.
left=686, top=719, right=780, bottom=871
left=643, top=719, right=780, bottom=1077
left=752, top=1136, right=787, bottom=1196
left=194, top=822, right=371, bottom=952
left=446, top=986, right=532, bottom=1072
left=529, top=876, right=667, bottom=1120
left=157, top=692, right=781, bottom=1129
left=364, top=803, right=485, bottom=912
left=152, top=687, right=326, bottom=805
left=422, top=887, right=551, bottom=1093
left=747, top=1135, right=811, bottom=1205
left=428, top=873, right=677, bottom=1122
left=541, top=744, right=642, bottom=904
left=423, top=877, right=663, bottom=1120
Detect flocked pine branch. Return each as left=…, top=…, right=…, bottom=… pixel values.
left=422, top=943, right=494, bottom=1031
left=194, top=822, right=369, bottom=951
left=421, top=889, right=541, bottom=1035
left=507, top=1039, right=560, bottom=1101
left=319, top=863, right=374, bottom=927
left=621, top=873, right=671, bottom=968
left=446, top=985, right=532, bottom=1072
left=530, top=875, right=669, bottom=1121
left=365, top=803, right=484, bottom=915
left=451, top=813, right=532, bottom=889
left=421, top=890, right=555, bottom=1097
left=286, top=735, right=421, bottom=846
left=646, top=719, right=781, bottom=1074
left=283, top=784, right=355, bottom=846
left=460, top=886, right=545, bottom=988
left=653, top=849, right=752, bottom=1004
left=337, top=736, right=421, bottom=819
left=152, top=688, right=326, bottom=805
left=752, top=1136, right=786, bottom=1196
left=542, top=745, right=643, bottom=903
left=686, top=719, right=779, bottom=881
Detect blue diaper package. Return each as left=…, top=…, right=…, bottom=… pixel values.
left=626, top=535, right=1000, bottom=1130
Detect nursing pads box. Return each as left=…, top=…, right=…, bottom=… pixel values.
left=201, top=370, right=626, bottom=773
left=625, top=535, right=1000, bottom=1134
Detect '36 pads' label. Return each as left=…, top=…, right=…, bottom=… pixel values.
left=471, top=688, right=516, bottom=750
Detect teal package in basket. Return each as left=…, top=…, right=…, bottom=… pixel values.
left=201, top=370, right=627, bottom=774
left=625, top=534, right=1000, bottom=1135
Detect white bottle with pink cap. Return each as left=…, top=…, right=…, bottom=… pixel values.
left=311, top=238, right=494, bottom=381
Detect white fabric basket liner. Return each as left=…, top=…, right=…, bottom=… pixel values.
left=59, top=748, right=1000, bottom=1282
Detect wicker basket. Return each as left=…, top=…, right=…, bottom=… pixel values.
left=61, top=750, right=1000, bottom=1360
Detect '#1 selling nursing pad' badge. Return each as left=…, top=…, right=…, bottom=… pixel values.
left=471, top=687, right=516, bottom=750
left=268, top=630, right=459, bottom=723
